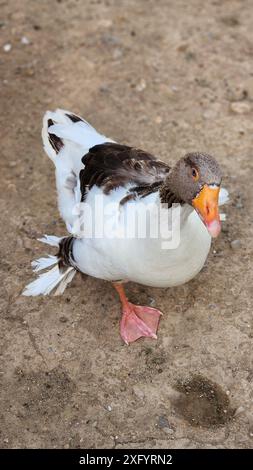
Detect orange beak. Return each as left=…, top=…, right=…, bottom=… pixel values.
left=192, top=184, right=221, bottom=238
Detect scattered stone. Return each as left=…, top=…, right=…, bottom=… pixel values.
left=106, top=405, right=112, bottom=412
left=226, top=82, right=247, bottom=102
left=185, top=51, right=196, bottom=61
left=159, top=83, right=175, bottom=98
left=99, top=83, right=110, bottom=93
left=163, top=427, right=175, bottom=435
left=157, top=415, right=170, bottom=428
left=230, top=101, right=251, bottom=114
left=171, top=85, right=178, bottom=92
left=101, top=34, right=120, bottom=46
left=208, top=303, right=218, bottom=310
left=136, top=78, right=146, bottom=92
left=59, top=316, right=68, bottom=323
left=112, top=48, right=123, bottom=60
left=148, top=297, right=156, bottom=307
left=3, top=438, right=9, bottom=443
left=234, top=406, right=245, bottom=416
left=178, top=119, right=190, bottom=129
left=196, top=78, right=210, bottom=88
left=98, top=19, right=113, bottom=28
left=132, top=385, right=145, bottom=399
left=230, top=239, right=241, bottom=250
left=3, top=43, right=11, bottom=52
left=21, top=36, right=30, bottom=45
left=235, top=200, right=243, bottom=209
left=203, top=109, right=218, bottom=120
left=177, top=43, right=188, bottom=52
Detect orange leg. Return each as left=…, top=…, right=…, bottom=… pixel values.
left=112, top=283, right=162, bottom=345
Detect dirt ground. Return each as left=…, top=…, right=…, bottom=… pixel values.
left=0, top=0, right=253, bottom=449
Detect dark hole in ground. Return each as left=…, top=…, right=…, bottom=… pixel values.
left=174, top=375, right=235, bottom=427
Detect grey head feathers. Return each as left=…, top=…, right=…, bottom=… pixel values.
left=164, top=152, right=222, bottom=205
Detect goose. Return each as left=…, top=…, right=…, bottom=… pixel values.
left=23, top=109, right=228, bottom=344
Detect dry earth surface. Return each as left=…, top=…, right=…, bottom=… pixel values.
left=0, top=0, right=253, bottom=449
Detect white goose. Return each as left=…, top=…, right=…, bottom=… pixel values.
left=23, top=109, right=228, bottom=344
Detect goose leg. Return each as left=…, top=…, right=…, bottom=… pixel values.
left=112, top=283, right=162, bottom=345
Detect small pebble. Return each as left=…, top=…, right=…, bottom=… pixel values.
left=106, top=405, right=112, bottom=412
left=177, top=43, right=188, bottom=52
left=208, top=303, right=218, bottom=310
left=112, top=48, right=123, bottom=60
left=163, top=427, right=174, bottom=435
left=155, top=116, right=162, bottom=124
left=99, top=83, right=110, bottom=93
left=132, top=385, right=145, bottom=399
left=59, top=316, right=68, bottom=323
left=136, top=78, right=146, bottom=92
left=235, top=201, right=243, bottom=209
left=3, top=43, right=11, bottom=52
left=21, top=36, right=30, bottom=45
left=234, top=406, right=245, bottom=416
left=158, top=415, right=170, bottom=429
left=203, top=109, right=218, bottom=120
left=149, top=297, right=156, bottom=307
left=98, top=19, right=113, bottom=28
left=230, top=101, right=251, bottom=114
left=101, top=34, right=120, bottom=46
left=230, top=239, right=241, bottom=250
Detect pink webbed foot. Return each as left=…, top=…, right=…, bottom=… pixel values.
left=113, top=282, right=162, bottom=345
left=120, top=302, right=162, bottom=345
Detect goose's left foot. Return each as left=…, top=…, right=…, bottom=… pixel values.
left=113, top=283, right=162, bottom=345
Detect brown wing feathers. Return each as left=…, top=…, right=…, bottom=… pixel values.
left=80, top=143, right=170, bottom=201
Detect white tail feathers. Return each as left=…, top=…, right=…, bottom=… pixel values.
left=22, top=235, right=76, bottom=297
left=31, top=255, right=58, bottom=272
left=37, top=234, right=63, bottom=247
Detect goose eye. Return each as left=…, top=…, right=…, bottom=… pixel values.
left=191, top=168, right=199, bottom=181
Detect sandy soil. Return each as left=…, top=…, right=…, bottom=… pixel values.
left=0, top=0, right=253, bottom=449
